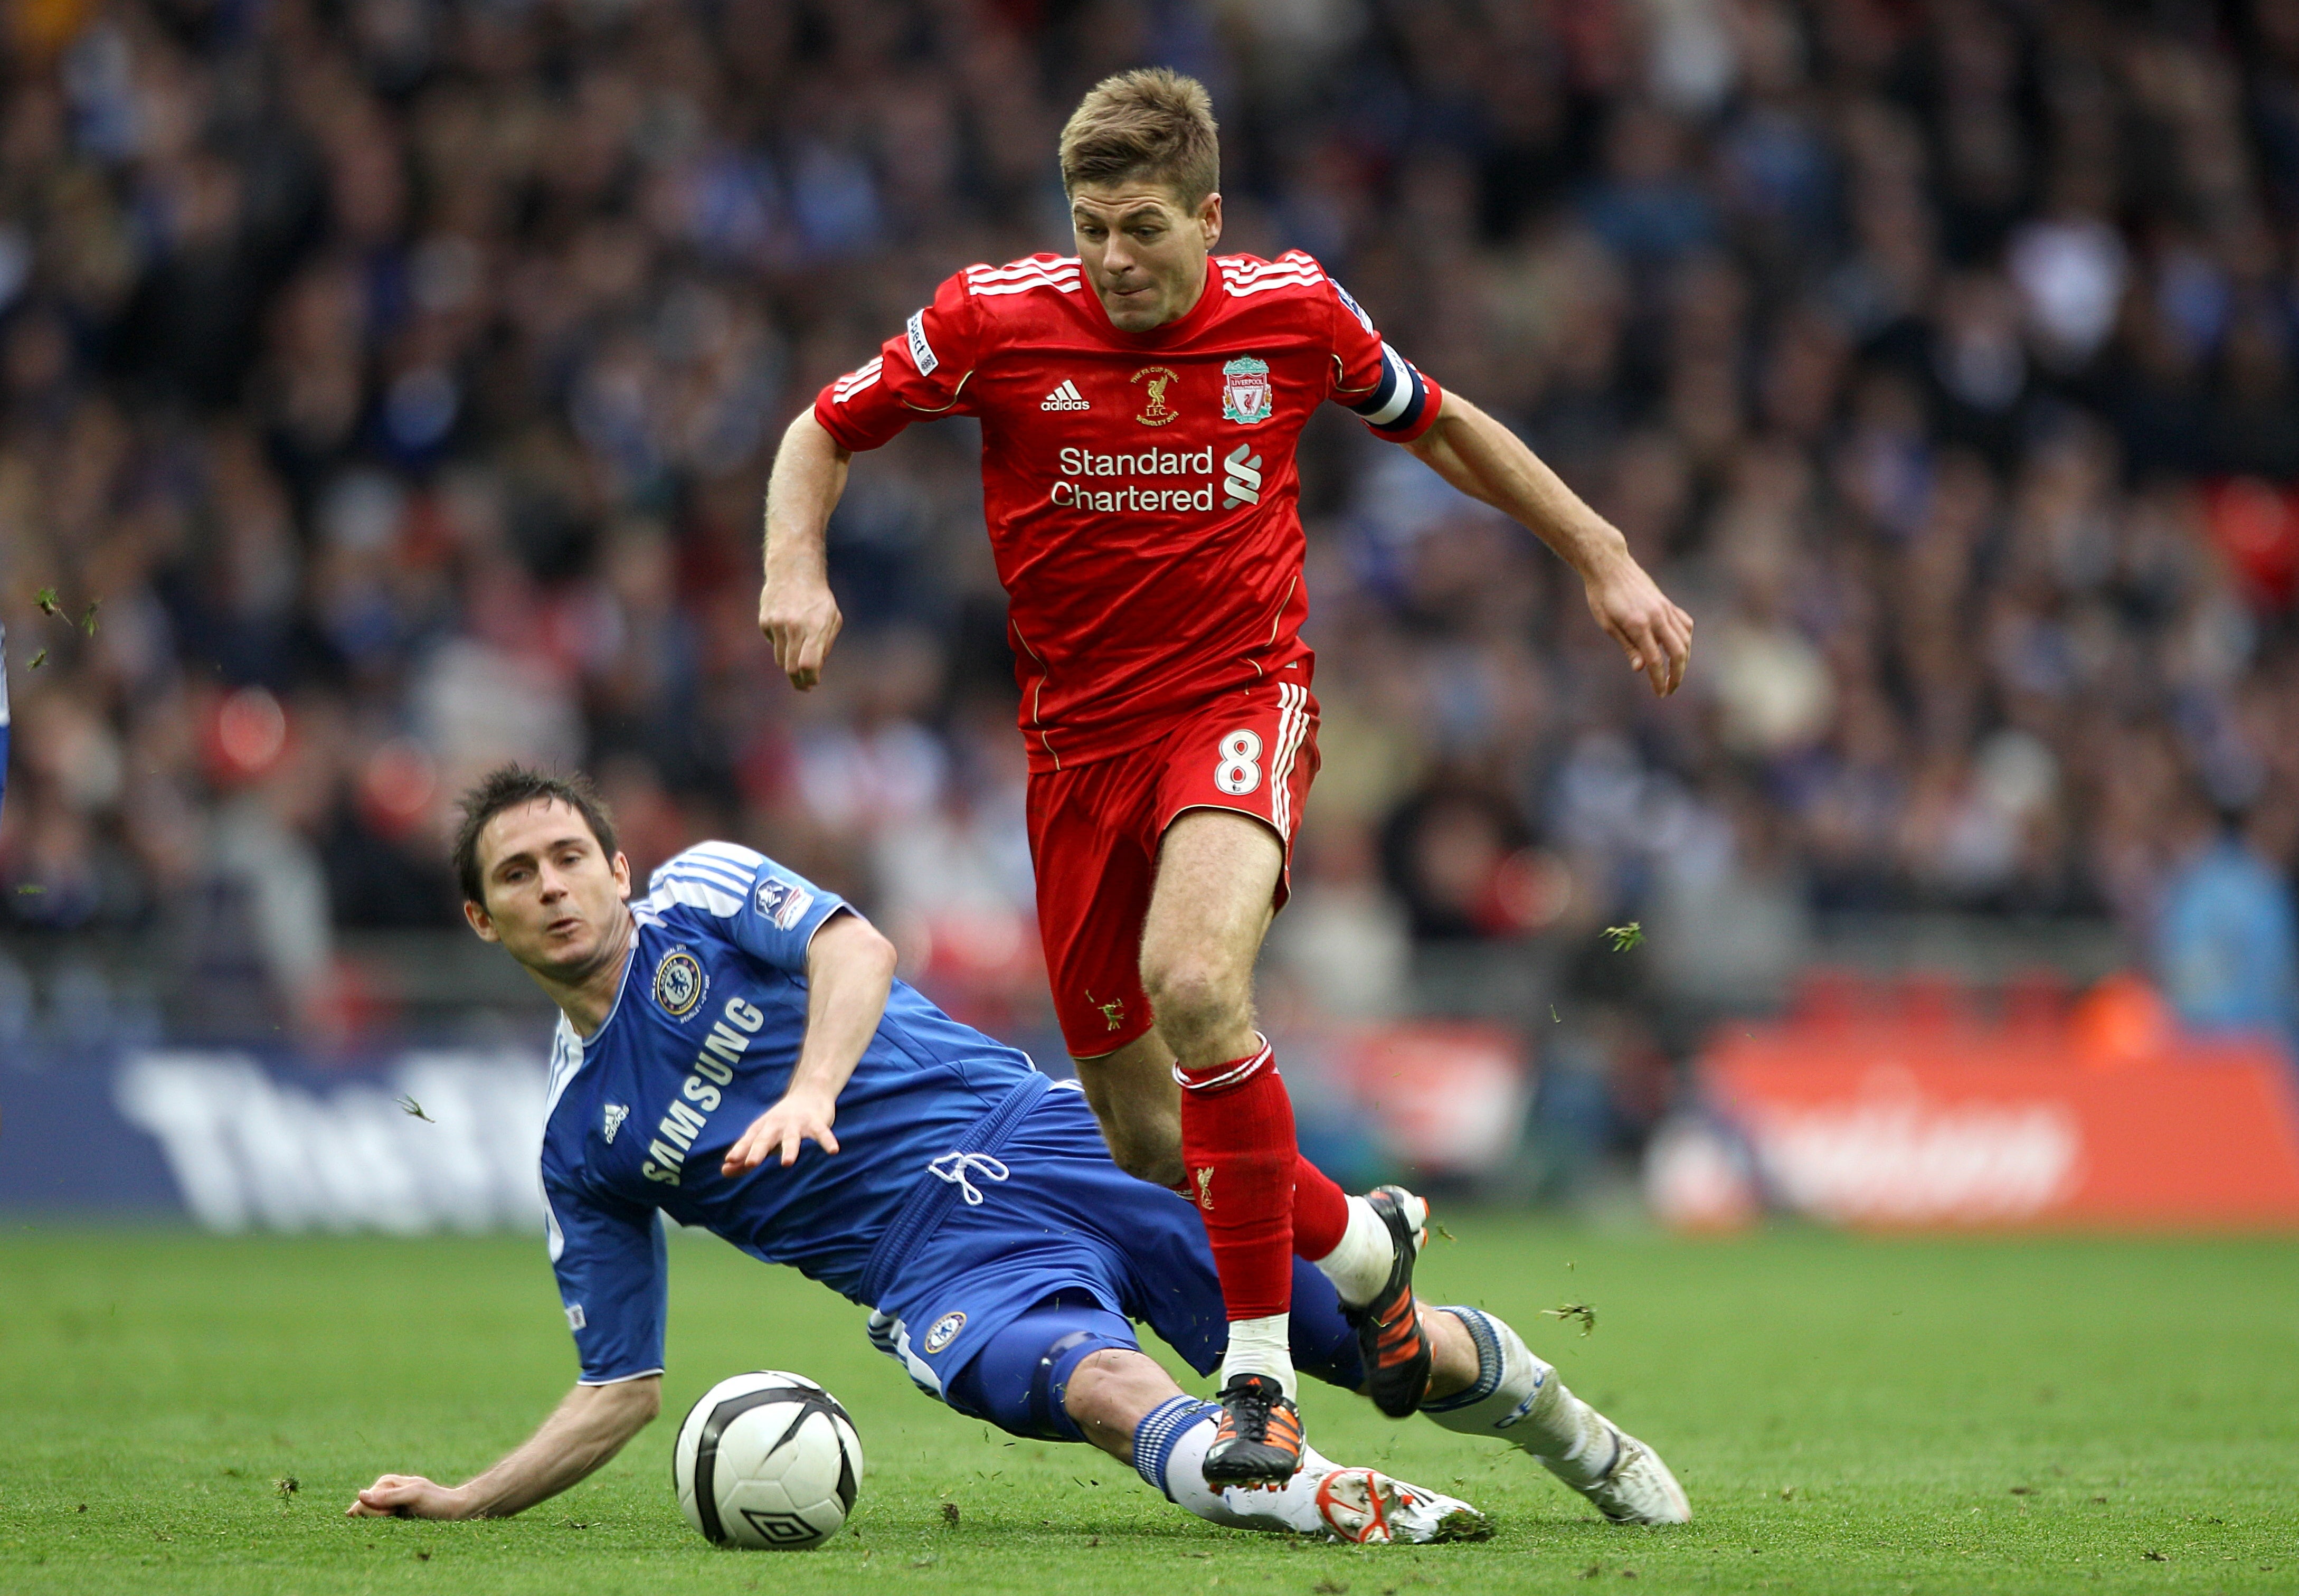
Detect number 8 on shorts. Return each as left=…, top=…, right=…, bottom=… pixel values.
left=1214, top=729, right=1263, bottom=795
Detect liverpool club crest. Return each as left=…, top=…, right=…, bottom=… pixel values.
left=1221, top=356, right=1272, bottom=425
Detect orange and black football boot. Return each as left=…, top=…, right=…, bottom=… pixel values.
left=1201, top=1372, right=1305, bottom=1486
left=1347, top=1185, right=1434, bottom=1418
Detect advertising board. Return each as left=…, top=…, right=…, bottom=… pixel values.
left=1670, top=1027, right=2299, bottom=1230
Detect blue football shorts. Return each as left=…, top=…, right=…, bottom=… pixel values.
left=868, top=1083, right=1363, bottom=1441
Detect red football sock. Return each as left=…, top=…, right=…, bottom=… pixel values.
left=1176, top=1038, right=1298, bottom=1323
left=1291, top=1154, right=1349, bottom=1262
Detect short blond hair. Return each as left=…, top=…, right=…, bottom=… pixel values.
left=1057, top=68, right=1220, bottom=208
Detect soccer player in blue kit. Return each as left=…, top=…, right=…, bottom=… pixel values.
left=347, top=768, right=1690, bottom=1537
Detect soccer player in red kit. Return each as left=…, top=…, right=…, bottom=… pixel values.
left=758, top=70, right=1693, bottom=1485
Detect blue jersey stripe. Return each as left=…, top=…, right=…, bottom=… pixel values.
left=684, top=842, right=769, bottom=871
left=669, top=845, right=755, bottom=872
left=655, top=856, right=755, bottom=893
left=651, top=865, right=756, bottom=902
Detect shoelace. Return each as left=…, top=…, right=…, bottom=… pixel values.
left=1219, top=1382, right=1282, bottom=1439
left=928, top=1150, right=1009, bottom=1205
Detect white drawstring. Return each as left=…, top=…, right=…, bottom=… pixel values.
left=928, top=1151, right=1010, bottom=1205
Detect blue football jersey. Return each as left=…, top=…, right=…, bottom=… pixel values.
left=538, top=842, right=1040, bottom=1383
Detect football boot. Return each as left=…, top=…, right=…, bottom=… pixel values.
left=1551, top=1424, right=1693, bottom=1526
left=1345, top=1185, right=1434, bottom=1417
left=1201, top=1372, right=1305, bottom=1487
left=1312, top=1467, right=1494, bottom=1544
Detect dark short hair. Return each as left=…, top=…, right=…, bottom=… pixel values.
left=451, top=764, right=619, bottom=906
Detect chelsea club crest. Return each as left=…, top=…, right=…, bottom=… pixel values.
left=1221, top=355, right=1272, bottom=425
left=652, top=949, right=707, bottom=1018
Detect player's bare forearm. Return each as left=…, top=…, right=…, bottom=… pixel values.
left=1404, top=392, right=1693, bottom=695
left=1405, top=392, right=1621, bottom=577
left=759, top=410, right=853, bottom=690
left=347, top=1377, right=660, bottom=1520
left=723, top=911, right=898, bottom=1173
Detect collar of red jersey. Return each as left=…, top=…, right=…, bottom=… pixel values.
left=1085, top=260, right=1223, bottom=346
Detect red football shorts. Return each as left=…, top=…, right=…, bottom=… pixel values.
left=1027, top=674, right=1321, bottom=1059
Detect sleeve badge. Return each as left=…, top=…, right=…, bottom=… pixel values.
left=754, top=877, right=816, bottom=931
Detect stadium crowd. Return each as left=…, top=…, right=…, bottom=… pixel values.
left=2, top=0, right=2296, bottom=1093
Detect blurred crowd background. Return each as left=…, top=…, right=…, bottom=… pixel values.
left=4, top=0, right=2297, bottom=1192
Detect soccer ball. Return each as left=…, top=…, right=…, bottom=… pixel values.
left=672, top=1371, right=864, bottom=1549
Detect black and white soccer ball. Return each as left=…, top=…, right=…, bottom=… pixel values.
left=672, top=1371, right=864, bottom=1549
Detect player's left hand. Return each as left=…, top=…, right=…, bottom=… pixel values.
left=347, top=1474, right=468, bottom=1519
left=724, top=1091, right=840, bottom=1174
left=1583, top=551, right=1694, bottom=697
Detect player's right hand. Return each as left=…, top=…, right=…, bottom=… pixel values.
left=347, top=1474, right=468, bottom=1519
left=758, top=572, right=844, bottom=691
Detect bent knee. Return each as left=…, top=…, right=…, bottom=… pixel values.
left=1139, top=955, right=1247, bottom=1044
left=1061, top=1347, right=1174, bottom=1428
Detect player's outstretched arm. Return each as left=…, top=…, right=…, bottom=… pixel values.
left=722, top=911, right=899, bottom=1174
left=758, top=409, right=853, bottom=691
left=346, top=1376, right=661, bottom=1520
left=1403, top=391, right=1693, bottom=697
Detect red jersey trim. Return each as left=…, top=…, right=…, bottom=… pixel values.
left=1008, top=619, right=1061, bottom=770
left=901, top=370, right=974, bottom=415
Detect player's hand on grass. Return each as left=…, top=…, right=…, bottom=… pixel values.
left=1582, top=549, right=1693, bottom=697
left=724, top=1090, right=840, bottom=1174
left=347, top=1474, right=468, bottom=1519
left=758, top=571, right=843, bottom=691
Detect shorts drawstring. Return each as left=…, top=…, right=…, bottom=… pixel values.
left=928, top=1151, right=1010, bottom=1205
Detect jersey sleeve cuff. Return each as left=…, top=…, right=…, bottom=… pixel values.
left=812, top=392, right=877, bottom=452
left=803, top=902, right=860, bottom=951
left=1373, top=372, right=1442, bottom=442
left=1351, top=346, right=1441, bottom=442
left=788, top=887, right=847, bottom=951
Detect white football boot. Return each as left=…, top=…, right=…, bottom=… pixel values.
left=1421, top=1306, right=1692, bottom=1526
left=1549, top=1424, right=1691, bottom=1526
left=1312, top=1466, right=1493, bottom=1544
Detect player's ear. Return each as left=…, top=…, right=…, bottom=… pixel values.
left=610, top=851, right=631, bottom=902
left=462, top=897, right=500, bottom=943
left=1198, top=191, right=1222, bottom=251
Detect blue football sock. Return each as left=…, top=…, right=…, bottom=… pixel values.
left=1129, top=1394, right=1219, bottom=1499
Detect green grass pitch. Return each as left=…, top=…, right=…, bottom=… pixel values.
left=2, top=1217, right=2294, bottom=1594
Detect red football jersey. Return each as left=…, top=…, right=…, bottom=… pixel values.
left=812, top=250, right=1442, bottom=771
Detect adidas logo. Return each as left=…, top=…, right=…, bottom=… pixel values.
left=602, top=1103, right=628, bottom=1144
left=1040, top=380, right=1091, bottom=411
